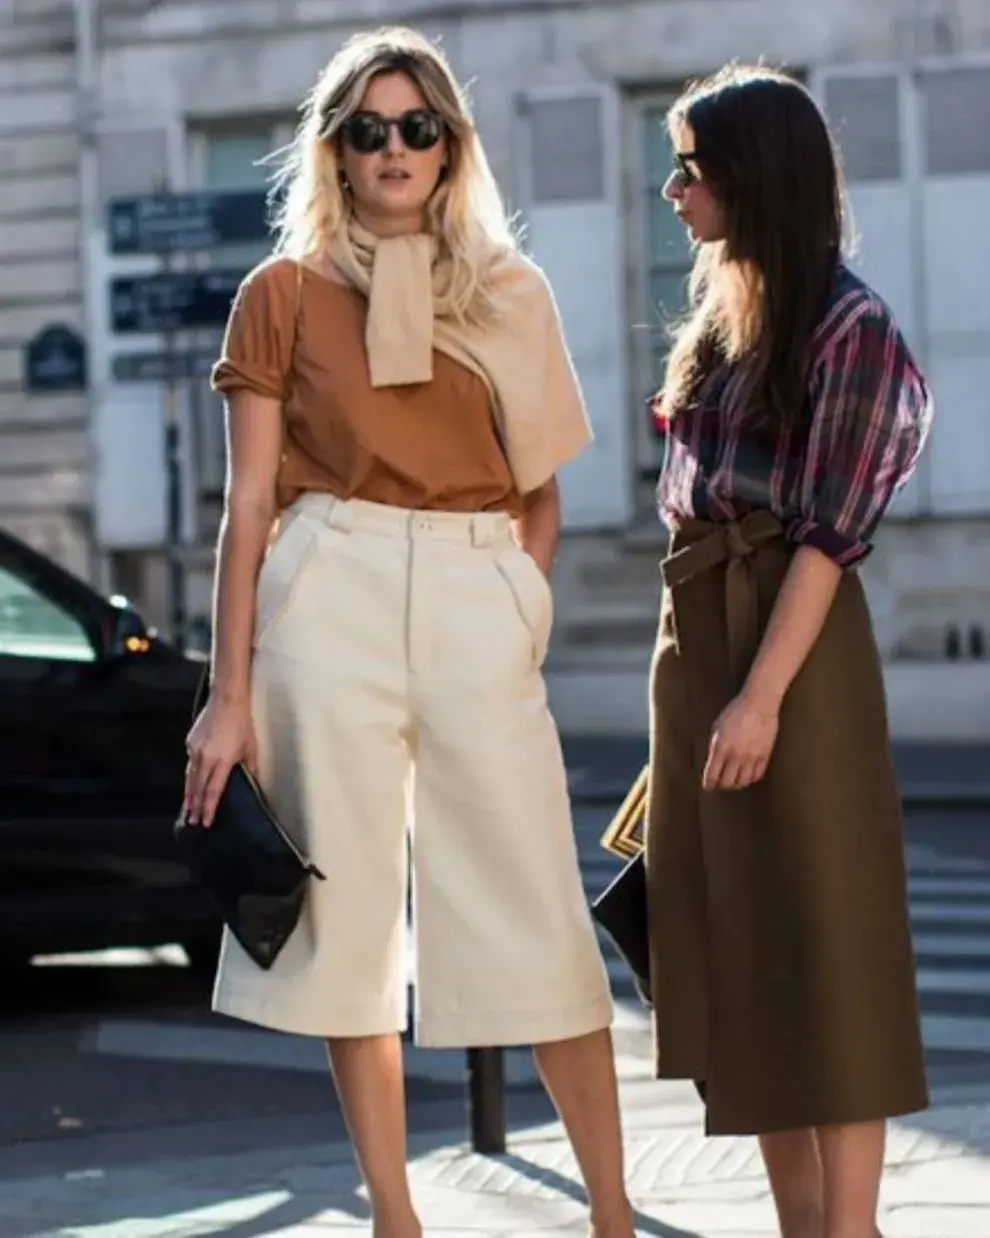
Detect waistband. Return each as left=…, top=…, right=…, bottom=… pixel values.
left=661, top=511, right=787, bottom=688
left=291, top=493, right=514, bottom=548
left=662, top=511, right=785, bottom=589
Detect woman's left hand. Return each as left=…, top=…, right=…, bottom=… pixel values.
left=702, top=689, right=780, bottom=792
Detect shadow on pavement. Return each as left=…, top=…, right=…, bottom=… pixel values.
left=498, top=1149, right=705, bottom=1238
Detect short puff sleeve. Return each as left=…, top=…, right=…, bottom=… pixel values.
left=210, top=257, right=299, bottom=400
left=788, top=310, right=933, bottom=567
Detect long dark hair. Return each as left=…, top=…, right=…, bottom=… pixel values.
left=662, top=64, right=848, bottom=432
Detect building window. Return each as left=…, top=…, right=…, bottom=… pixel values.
left=204, top=130, right=278, bottom=265
left=630, top=99, right=693, bottom=487
left=823, top=74, right=902, bottom=182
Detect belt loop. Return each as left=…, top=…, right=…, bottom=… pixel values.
left=471, top=515, right=496, bottom=548
left=325, top=496, right=353, bottom=534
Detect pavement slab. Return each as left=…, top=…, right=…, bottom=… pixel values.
left=4, top=1081, right=990, bottom=1238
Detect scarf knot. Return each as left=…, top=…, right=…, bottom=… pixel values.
left=332, top=221, right=440, bottom=387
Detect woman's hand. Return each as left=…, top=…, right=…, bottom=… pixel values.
left=183, top=694, right=259, bottom=827
left=515, top=476, right=560, bottom=580
left=702, top=688, right=780, bottom=792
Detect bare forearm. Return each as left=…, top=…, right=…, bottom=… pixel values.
left=743, top=544, right=843, bottom=710
left=210, top=498, right=274, bottom=704
left=514, top=477, right=560, bottom=577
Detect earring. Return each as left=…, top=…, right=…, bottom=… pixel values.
left=339, top=172, right=350, bottom=193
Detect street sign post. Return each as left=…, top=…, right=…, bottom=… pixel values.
left=107, top=189, right=270, bottom=254
left=468, top=1048, right=507, bottom=1153
left=106, top=184, right=269, bottom=651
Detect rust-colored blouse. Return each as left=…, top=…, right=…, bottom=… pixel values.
left=211, top=256, right=522, bottom=515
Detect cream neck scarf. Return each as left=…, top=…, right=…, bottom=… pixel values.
left=330, top=220, right=440, bottom=388
left=327, top=217, right=594, bottom=496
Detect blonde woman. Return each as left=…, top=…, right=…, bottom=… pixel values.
left=182, top=26, right=634, bottom=1238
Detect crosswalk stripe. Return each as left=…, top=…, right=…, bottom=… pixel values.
left=915, top=967, right=990, bottom=996
left=905, top=846, right=990, bottom=873
left=910, top=902, right=990, bottom=924
left=912, top=933, right=990, bottom=958
left=921, top=1013, right=990, bottom=1052
left=909, top=875, right=990, bottom=897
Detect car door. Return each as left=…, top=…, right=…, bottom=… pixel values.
left=0, top=554, right=108, bottom=829
left=0, top=535, right=198, bottom=927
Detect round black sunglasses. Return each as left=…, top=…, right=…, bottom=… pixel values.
left=341, top=108, right=445, bottom=155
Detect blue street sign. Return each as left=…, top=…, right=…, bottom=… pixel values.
left=107, top=189, right=271, bottom=255
left=109, top=268, right=245, bottom=334
left=25, top=324, right=87, bottom=392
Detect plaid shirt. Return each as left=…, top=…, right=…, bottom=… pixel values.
left=655, top=266, right=934, bottom=566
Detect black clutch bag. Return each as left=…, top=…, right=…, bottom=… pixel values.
left=590, top=853, right=652, bottom=1007
left=174, top=674, right=325, bottom=970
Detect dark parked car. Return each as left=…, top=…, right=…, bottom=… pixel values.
left=0, top=527, right=220, bottom=973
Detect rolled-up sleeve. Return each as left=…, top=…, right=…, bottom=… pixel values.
left=787, top=311, right=933, bottom=567
left=211, top=258, right=297, bottom=399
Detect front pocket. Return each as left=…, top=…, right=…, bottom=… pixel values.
left=492, top=545, right=554, bottom=667
left=253, top=512, right=321, bottom=647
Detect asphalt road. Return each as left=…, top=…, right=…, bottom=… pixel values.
left=2, top=801, right=989, bottom=1183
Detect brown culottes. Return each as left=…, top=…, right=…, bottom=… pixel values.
left=646, top=511, right=929, bottom=1136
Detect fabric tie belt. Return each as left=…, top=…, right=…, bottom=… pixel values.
left=662, top=509, right=784, bottom=685
left=599, top=511, right=786, bottom=859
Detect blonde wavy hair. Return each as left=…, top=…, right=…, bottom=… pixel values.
left=272, top=26, right=519, bottom=325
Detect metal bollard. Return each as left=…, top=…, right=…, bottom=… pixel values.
left=467, top=1047, right=506, bottom=1153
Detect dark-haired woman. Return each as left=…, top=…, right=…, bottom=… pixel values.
left=644, top=64, right=932, bottom=1238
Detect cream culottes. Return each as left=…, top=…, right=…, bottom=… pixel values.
left=212, top=493, right=613, bottom=1047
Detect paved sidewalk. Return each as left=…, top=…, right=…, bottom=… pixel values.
left=4, top=1063, right=989, bottom=1237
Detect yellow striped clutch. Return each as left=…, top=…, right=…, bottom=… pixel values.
left=598, top=763, right=648, bottom=860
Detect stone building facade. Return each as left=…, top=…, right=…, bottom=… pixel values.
left=2, top=0, right=989, bottom=736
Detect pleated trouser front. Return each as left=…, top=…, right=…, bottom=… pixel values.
left=213, top=493, right=613, bottom=1048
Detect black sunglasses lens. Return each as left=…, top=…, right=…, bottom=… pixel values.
left=345, top=114, right=386, bottom=153
left=400, top=109, right=443, bottom=150
left=674, top=154, right=699, bottom=186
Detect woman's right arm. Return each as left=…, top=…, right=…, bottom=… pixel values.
left=211, top=391, right=282, bottom=710
left=182, top=389, right=282, bottom=826
left=182, top=261, right=296, bottom=826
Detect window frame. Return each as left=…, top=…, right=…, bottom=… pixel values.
left=624, top=85, right=693, bottom=490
